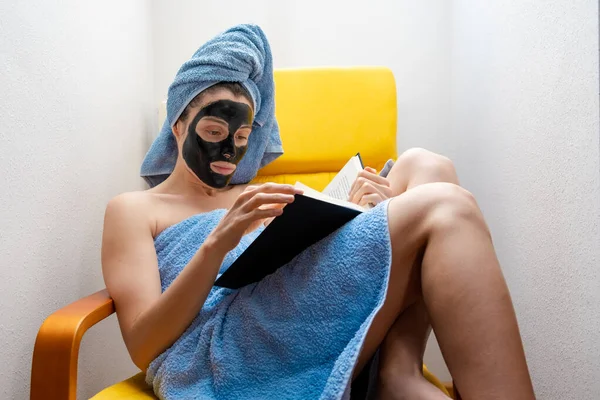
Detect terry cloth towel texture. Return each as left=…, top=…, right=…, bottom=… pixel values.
left=146, top=201, right=392, bottom=400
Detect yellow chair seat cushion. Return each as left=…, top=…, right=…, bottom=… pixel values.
left=91, top=367, right=450, bottom=399
left=90, top=373, right=156, bottom=399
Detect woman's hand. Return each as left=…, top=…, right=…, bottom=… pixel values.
left=348, top=167, right=393, bottom=208
left=209, top=183, right=302, bottom=253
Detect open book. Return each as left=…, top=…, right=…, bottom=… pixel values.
left=295, top=153, right=365, bottom=212
left=214, top=154, right=371, bottom=289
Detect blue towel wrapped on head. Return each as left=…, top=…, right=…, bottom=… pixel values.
left=140, top=24, right=283, bottom=187
left=141, top=24, right=394, bottom=399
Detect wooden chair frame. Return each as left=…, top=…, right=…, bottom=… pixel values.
left=31, top=290, right=114, bottom=400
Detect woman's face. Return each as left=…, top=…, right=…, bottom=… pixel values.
left=178, top=89, right=253, bottom=188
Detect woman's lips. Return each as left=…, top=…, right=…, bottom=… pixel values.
left=210, top=162, right=237, bottom=175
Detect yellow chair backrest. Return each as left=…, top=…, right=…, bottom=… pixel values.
left=253, top=67, right=398, bottom=190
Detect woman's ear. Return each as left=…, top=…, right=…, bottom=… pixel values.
left=172, top=118, right=185, bottom=139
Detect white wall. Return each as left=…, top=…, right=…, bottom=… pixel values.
left=0, top=1, right=153, bottom=398
left=448, top=2, right=600, bottom=398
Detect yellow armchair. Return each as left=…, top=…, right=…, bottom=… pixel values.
left=31, top=67, right=456, bottom=399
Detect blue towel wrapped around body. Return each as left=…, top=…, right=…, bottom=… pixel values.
left=140, top=24, right=283, bottom=187
left=146, top=203, right=392, bottom=399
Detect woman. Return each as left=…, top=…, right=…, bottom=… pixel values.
left=102, top=25, right=535, bottom=399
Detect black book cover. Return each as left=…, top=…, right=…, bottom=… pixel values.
left=214, top=194, right=362, bottom=289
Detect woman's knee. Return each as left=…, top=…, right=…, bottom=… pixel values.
left=424, top=183, right=488, bottom=234
left=388, top=182, right=485, bottom=242
left=397, top=148, right=458, bottom=184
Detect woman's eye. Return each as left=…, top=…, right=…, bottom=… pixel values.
left=236, top=135, right=248, bottom=142
left=207, top=130, right=222, bottom=136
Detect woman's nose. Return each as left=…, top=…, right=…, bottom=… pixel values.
left=221, top=135, right=235, bottom=159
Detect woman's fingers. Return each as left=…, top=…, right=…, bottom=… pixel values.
left=359, top=193, right=384, bottom=208
left=348, top=177, right=371, bottom=201
left=259, top=202, right=287, bottom=210
left=230, top=183, right=304, bottom=235
left=218, top=184, right=303, bottom=249
left=359, top=168, right=390, bottom=186
left=350, top=182, right=377, bottom=204
left=242, top=192, right=296, bottom=213
left=350, top=181, right=391, bottom=205
left=236, top=183, right=301, bottom=208
left=249, top=183, right=302, bottom=195
left=247, top=206, right=284, bottom=221
left=348, top=168, right=390, bottom=201
left=241, top=204, right=284, bottom=228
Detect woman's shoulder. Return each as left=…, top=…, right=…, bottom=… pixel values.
left=104, top=191, right=158, bottom=236
left=106, top=190, right=156, bottom=214
left=105, top=190, right=205, bottom=239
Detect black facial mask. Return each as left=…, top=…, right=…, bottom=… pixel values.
left=182, top=99, right=252, bottom=188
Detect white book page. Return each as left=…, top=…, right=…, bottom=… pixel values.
left=294, top=182, right=364, bottom=212
left=322, top=155, right=363, bottom=201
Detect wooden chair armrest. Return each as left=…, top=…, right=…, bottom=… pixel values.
left=30, top=289, right=115, bottom=400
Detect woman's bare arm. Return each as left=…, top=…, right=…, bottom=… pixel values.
left=101, top=184, right=301, bottom=371
left=101, top=192, right=227, bottom=370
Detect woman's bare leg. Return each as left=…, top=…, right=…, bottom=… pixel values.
left=364, top=148, right=459, bottom=398
left=354, top=181, right=535, bottom=400
left=377, top=299, right=450, bottom=400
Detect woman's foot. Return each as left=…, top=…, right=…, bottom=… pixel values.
left=376, top=300, right=451, bottom=400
